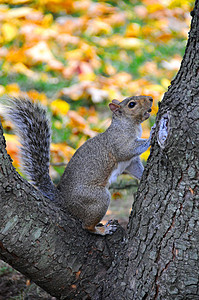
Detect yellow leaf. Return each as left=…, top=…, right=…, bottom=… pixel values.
left=7, top=7, right=34, bottom=18
left=168, top=0, right=191, bottom=9
left=105, top=87, right=121, bottom=100
left=146, top=84, right=165, bottom=93
left=42, top=13, right=53, bottom=27
left=5, top=83, right=20, bottom=96
left=65, top=49, right=83, bottom=61
left=1, top=22, right=18, bottom=42
left=54, top=120, right=62, bottom=130
left=104, top=63, right=116, bottom=76
left=140, top=148, right=150, bottom=161
left=6, top=0, right=31, bottom=5
left=0, top=85, right=6, bottom=96
left=86, top=19, right=112, bottom=35
left=25, top=41, right=54, bottom=63
left=125, top=23, right=140, bottom=37
left=13, top=62, right=37, bottom=78
left=37, top=0, right=74, bottom=14
left=112, top=36, right=144, bottom=50
left=26, top=90, right=48, bottom=106
left=143, top=1, right=165, bottom=13
left=79, top=71, right=96, bottom=82
left=161, top=78, right=171, bottom=89
left=51, top=99, right=70, bottom=115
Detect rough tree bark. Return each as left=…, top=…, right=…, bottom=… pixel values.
left=0, top=1, right=199, bottom=299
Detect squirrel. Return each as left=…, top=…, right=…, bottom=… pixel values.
left=0, top=95, right=153, bottom=235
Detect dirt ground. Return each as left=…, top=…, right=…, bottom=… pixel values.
left=0, top=176, right=137, bottom=299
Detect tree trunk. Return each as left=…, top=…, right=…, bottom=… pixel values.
left=103, top=1, right=199, bottom=299
left=0, top=1, right=199, bottom=299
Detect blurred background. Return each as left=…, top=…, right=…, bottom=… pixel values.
left=0, top=0, right=193, bottom=180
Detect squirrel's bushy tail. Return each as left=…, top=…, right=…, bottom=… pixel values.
left=0, top=97, right=57, bottom=200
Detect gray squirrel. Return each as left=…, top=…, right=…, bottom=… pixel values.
left=0, top=95, right=153, bottom=235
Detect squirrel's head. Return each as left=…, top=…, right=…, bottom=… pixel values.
left=109, top=95, right=153, bottom=124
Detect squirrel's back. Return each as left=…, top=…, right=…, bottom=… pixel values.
left=0, top=97, right=56, bottom=200
left=58, top=131, right=115, bottom=190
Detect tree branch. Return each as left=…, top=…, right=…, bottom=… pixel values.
left=0, top=121, right=125, bottom=299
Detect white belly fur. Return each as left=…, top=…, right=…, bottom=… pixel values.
left=109, top=160, right=132, bottom=184
left=108, top=125, right=142, bottom=185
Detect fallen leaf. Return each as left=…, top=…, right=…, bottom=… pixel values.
left=112, top=191, right=122, bottom=200
left=51, top=99, right=70, bottom=115
left=51, top=143, right=75, bottom=163
left=161, top=57, right=181, bottom=70
left=87, top=87, right=108, bottom=103
left=68, top=110, right=87, bottom=127
left=1, top=22, right=18, bottom=42
left=13, top=62, right=38, bottom=78
left=3, top=134, right=20, bottom=166
left=125, top=23, right=141, bottom=37
left=86, top=19, right=112, bottom=35
left=25, top=41, right=64, bottom=70
left=111, top=36, right=144, bottom=49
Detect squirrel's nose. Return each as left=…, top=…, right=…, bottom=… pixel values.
left=149, top=97, right=153, bottom=102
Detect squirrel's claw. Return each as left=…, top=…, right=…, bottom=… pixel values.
left=95, top=220, right=117, bottom=235
left=85, top=220, right=117, bottom=236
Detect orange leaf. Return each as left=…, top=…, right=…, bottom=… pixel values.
left=51, top=143, right=75, bottom=163
left=68, top=110, right=87, bottom=127
left=4, top=134, right=20, bottom=166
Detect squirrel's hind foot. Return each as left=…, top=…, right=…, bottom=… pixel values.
left=84, top=220, right=117, bottom=236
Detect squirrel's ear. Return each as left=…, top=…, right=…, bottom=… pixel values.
left=109, top=99, right=121, bottom=113
left=109, top=103, right=120, bottom=113
left=112, top=99, right=120, bottom=105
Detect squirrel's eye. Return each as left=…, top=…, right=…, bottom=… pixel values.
left=128, top=101, right=136, bottom=108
